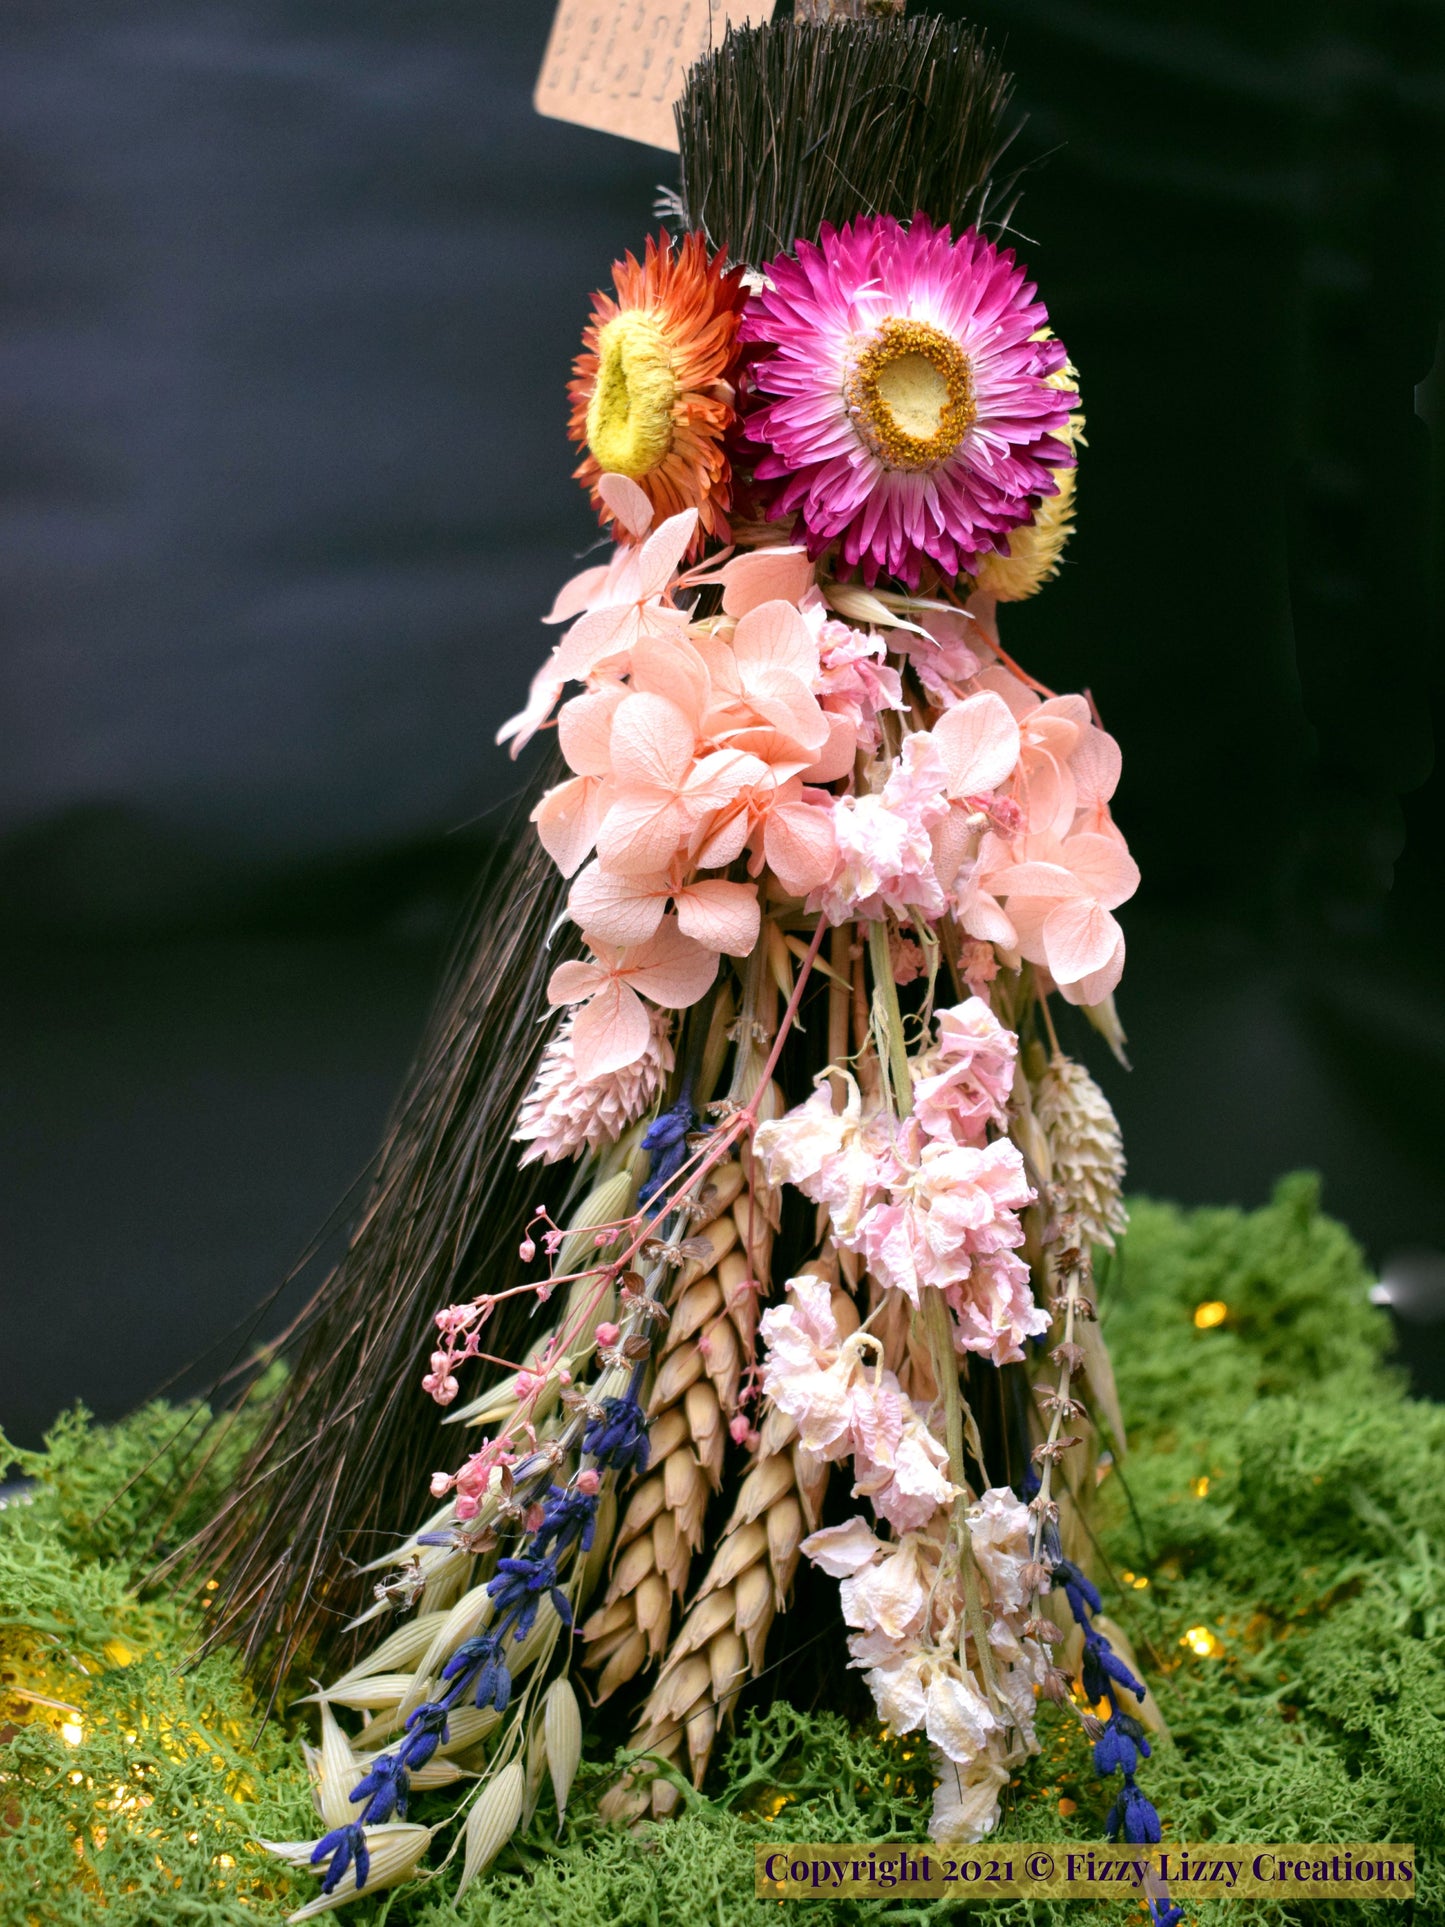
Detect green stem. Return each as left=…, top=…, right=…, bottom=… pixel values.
left=867, top=922, right=914, bottom=1115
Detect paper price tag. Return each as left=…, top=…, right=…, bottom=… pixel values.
left=535, top=2, right=776, bottom=153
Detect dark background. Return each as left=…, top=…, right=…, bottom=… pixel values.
left=3, top=0, right=1443, bottom=1448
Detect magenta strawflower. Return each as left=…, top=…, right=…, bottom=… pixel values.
left=741, top=213, right=1076, bottom=589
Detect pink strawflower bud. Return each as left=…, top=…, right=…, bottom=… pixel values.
left=595, top=1322, right=620, bottom=1347
left=430, top=1471, right=452, bottom=1498
left=454, top=1495, right=479, bottom=1521
left=519, top=1237, right=536, bottom=1262
left=575, top=1468, right=601, bottom=1494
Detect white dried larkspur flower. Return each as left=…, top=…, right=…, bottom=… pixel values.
left=515, top=1007, right=673, bottom=1166
left=1035, top=1052, right=1128, bottom=1249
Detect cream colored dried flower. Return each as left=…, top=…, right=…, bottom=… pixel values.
left=974, top=368, right=1084, bottom=603
left=1034, top=1053, right=1127, bottom=1249
left=515, top=1007, right=674, bottom=1166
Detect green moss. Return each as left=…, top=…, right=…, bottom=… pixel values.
left=1, top=1181, right=1438, bottom=1926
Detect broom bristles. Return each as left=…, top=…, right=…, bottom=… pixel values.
left=164, top=747, right=578, bottom=1701
left=676, top=15, right=1017, bottom=267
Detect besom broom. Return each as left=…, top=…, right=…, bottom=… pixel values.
left=170, top=8, right=1175, bottom=1917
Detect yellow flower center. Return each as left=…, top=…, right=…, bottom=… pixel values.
left=847, top=317, right=976, bottom=471
left=585, top=311, right=678, bottom=478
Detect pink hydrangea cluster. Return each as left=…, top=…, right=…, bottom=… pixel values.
left=499, top=460, right=1137, bottom=1103
left=753, top=999, right=1046, bottom=1365
left=499, top=493, right=854, bottom=1085
left=956, top=663, right=1138, bottom=1005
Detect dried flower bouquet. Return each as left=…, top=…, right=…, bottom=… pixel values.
left=265, top=158, right=1181, bottom=1926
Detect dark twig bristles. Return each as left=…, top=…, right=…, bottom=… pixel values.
left=676, top=17, right=1017, bottom=267
left=163, top=749, right=577, bottom=1703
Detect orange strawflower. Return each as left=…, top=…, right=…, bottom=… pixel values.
left=569, top=231, right=746, bottom=549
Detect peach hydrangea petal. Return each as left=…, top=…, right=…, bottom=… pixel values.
left=597, top=471, right=653, bottom=538
left=571, top=978, right=652, bottom=1082
left=608, top=691, right=694, bottom=790
left=531, top=774, right=606, bottom=876
left=1057, top=831, right=1140, bottom=907
left=1072, top=725, right=1123, bottom=808
left=731, top=599, right=820, bottom=685
left=620, top=919, right=720, bottom=1008
left=542, top=562, right=614, bottom=626
left=692, top=545, right=814, bottom=615
left=1057, top=928, right=1125, bottom=1006
left=628, top=631, right=713, bottom=729
left=764, top=792, right=840, bottom=898
left=692, top=800, right=752, bottom=872
left=673, top=878, right=760, bottom=956
left=634, top=508, right=701, bottom=595
left=547, top=956, right=608, bottom=1006
left=799, top=711, right=858, bottom=784
left=567, top=863, right=669, bottom=949
left=554, top=600, right=642, bottom=684
left=1042, top=896, right=1121, bottom=983
left=497, top=661, right=567, bottom=756
left=933, top=691, right=1021, bottom=797
left=557, top=686, right=625, bottom=777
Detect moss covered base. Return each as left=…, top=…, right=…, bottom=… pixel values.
left=3, top=1176, right=1442, bottom=1925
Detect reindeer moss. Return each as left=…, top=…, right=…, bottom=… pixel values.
left=2, top=1178, right=1439, bottom=1926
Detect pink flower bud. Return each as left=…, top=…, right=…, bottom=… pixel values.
left=519, top=1237, right=536, bottom=1262
left=729, top=1414, right=755, bottom=1446
left=595, top=1322, right=620, bottom=1347
left=575, top=1468, right=601, bottom=1495
left=429, top=1471, right=451, bottom=1497
left=454, top=1494, right=479, bottom=1521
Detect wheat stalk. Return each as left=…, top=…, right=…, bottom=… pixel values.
left=580, top=1157, right=772, bottom=1697
left=599, top=1265, right=855, bottom=1821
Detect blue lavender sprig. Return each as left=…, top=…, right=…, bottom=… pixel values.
left=583, top=1394, right=649, bottom=1474
left=324, top=1485, right=607, bottom=1890
left=311, top=1821, right=369, bottom=1895
left=1051, top=1555, right=1180, bottom=1927
left=320, top=1315, right=651, bottom=1893
left=639, top=1091, right=697, bottom=1204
